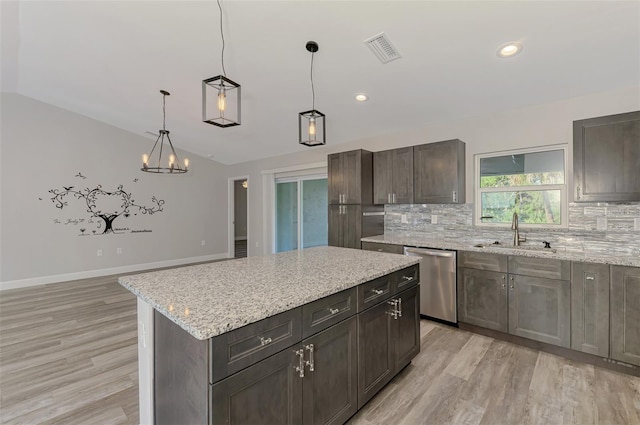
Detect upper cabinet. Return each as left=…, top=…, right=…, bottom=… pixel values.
left=573, top=111, right=640, bottom=202
left=414, top=139, right=466, bottom=204
left=328, top=150, right=373, bottom=205
left=373, top=147, right=414, bottom=204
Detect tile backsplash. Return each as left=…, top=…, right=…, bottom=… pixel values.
left=385, top=202, right=640, bottom=257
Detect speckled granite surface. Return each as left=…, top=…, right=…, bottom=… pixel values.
left=362, top=233, right=640, bottom=268
left=118, top=246, right=419, bottom=340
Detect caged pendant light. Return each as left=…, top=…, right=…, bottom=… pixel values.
left=141, top=90, right=189, bottom=174
left=299, top=41, right=325, bottom=147
left=202, top=0, right=241, bottom=127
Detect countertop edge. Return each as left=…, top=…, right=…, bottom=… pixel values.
left=362, top=235, right=640, bottom=268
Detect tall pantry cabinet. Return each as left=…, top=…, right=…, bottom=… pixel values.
left=328, top=150, right=379, bottom=249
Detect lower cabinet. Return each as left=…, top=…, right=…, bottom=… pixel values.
left=611, top=265, right=640, bottom=366
left=457, top=253, right=571, bottom=348
left=212, top=316, right=358, bottom=425
left=571, top=262, right=610, bottom=356
left=357, top=285, right=420, bottom=408
left=508, top=274, right=570, bottom=348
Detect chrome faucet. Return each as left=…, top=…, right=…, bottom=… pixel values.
left=511, top=212, right=526, bottom=246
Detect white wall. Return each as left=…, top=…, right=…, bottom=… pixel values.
left=221, top=85, right=640, bottom=257
left=0, top=93, right=229, bottom=287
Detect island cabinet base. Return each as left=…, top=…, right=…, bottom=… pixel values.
left=153, top=264, right=420, bottom=425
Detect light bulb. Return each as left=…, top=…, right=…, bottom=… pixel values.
left=142, top=154, right=148, bottom=165
left=184, top=158, right=189, bottom=169
left=169, top=154, right=175, bottom=167
left=309, top=117, right=316, bottom=137
left=218, top=88, right=226, bottom=113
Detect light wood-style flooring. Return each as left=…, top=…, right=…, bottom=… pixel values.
left=1, top=275, right=639, bottom=425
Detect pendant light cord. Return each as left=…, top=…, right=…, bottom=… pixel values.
left=310, top=51, right=316, bottom=110
left=217, top=0, right=226, bottom=77
left=162, top=93, right=166, bottom=131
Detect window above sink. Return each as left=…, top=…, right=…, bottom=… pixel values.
left=475, top=145, right=568, bottom=228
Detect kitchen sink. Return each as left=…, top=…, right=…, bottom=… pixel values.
left=472, top=243, right=558, bottom=254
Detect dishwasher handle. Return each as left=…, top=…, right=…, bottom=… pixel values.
left=404, top=247, right=455, bottom=258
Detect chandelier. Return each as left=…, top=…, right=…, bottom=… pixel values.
left=141, top=90, right=189, bottom=174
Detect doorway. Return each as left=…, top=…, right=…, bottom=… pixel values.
left=229, top=177, right=249, bottom=258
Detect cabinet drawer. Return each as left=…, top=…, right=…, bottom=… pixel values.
left=361, top=241, right=404, bottom=254
left=459, top=251, right=508, bottom=272
left=395, top=264, right=419, bottom=293
left=210, top=308, right=302, bottom=383
left=358, top=274, right=394, bottom=312
left=508, top=256, right=570, bottom=280
left=302, top=288, right=357, bottom=338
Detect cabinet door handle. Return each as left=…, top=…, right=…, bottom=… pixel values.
left=585, top=275, right=595, bottom=281
left=393, top=193, right=397, bottom=203
left=502, top=275, right=506, bottom=289
left=259, top=337, right=272, bottom=346
left=372, top=288, right=384, bottom=295
left=453, top=191, right=457, bottom=202
left=328, top=307, right=340, bottom=315
left=386, top=299, right=398, bottom=319
left=294, top=348, right=305, bottom=378
left=576, top=185, right=581, bottom=201
left=397, top=297, right=402, bottom=317
left=402, top=276, right=414, bottom=282
left=305, top=344, right=314, bottom=372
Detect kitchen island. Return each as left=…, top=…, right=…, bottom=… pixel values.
left=119, top=246, right=420, bottom=424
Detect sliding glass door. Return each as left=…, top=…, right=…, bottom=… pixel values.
left=275, top=176, right=328, bottom=253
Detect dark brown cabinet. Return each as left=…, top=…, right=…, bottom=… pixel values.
left=357, top=284, right=420, bottom=408
left=361, top=241, right=404, bottom=254
left=457, top=267, right=508, bottom=332
left=571, top=262, right=610, bottom=356
left=155, top=266, right=420, bottom=424
left=328, top=204, right=362, bottom=249
left=328, top=150, right=373, bottom=205
left=413, top=139, right=466, bottom=204
left=373, top=147, right=414, bottom=204
left=457, top=252, right=570, bottom=348
left=211, top=348, right=303, bottom=425
left=573, top=111, right=640, bottom=202
left=611, top=265, right=640, bottom=366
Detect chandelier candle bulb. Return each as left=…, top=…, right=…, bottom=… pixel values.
left=184, top=158, right=189, bottom=169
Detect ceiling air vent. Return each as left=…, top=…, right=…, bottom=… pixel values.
left=364, top=32, right=401, bottom=64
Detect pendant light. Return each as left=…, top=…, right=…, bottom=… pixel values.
left=141, top=90, right=189, bottom=174
left=299, top=41, right=325, bottom=147
left=202, top=0, right=241, bottom=127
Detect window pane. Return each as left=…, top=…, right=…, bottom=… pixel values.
left=480, top=190, right=562, bottom=225
left=302, top=179, right=328, bottom=248
left=276, top=182, right=298, bottom=252
left=480, top=150, right=565, bottom=188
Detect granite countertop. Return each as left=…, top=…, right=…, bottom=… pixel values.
left=362, top=234, right=640, bottom=268
left=118, top=246, right=419, bottom=340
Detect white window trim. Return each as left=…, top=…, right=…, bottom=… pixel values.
left=474, top=144, right=569, bottom=228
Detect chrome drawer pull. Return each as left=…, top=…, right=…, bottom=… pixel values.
left=294, top=348, right=305, bottom=378
left=397, top=298, right=402, bottom=317
left=372, top=289, right=384, bottom=295
left=305, top=344, right=315, bottom=372
left=402, top=276, right=414, bottom=281
left=585, top=276, right=595, bottom=280
left=259, top=337, right=272, bottom=346
left=328, top=307, right=340, bottom=315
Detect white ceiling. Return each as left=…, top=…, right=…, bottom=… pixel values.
left=2, top=1, right=639, bottom=164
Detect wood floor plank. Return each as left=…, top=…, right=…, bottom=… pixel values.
left=443, top=333, right=492, bottom=381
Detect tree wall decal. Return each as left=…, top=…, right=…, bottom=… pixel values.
left=49, top=184, right=164, bottom=234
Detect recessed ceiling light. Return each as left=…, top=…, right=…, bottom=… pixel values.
left=355, top=94, right=368, bottom=102
left=497, top=42, right=523, bottom=58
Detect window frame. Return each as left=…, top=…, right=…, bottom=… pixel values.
left=474, top=144, right=569, bottom=228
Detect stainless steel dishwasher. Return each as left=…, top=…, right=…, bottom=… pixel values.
left=403, top=247, right=457, bottom=324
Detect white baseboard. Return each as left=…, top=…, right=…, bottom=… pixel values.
left=0, top=253, right=229, bottom=291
